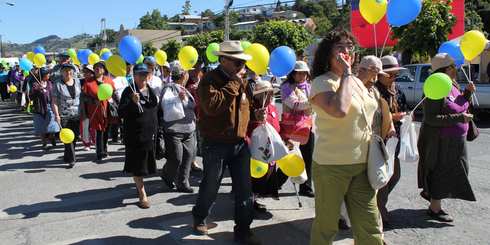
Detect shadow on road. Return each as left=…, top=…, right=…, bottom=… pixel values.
left=385, top=208, right=454, bottom=231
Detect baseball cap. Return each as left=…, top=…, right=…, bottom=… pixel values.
left=133, top=63, right=150, bottom=74
left=431, top=53, right=455, bottom=71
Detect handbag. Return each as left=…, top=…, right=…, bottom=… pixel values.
left=280, top=110, right=312, bottom=145
left=467, top=119, right=479, bottom=141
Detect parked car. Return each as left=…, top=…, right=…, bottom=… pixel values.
left=396, top=63, right=490, bottom=111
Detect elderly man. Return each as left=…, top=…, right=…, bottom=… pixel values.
left=192, top=41, right=262, bottom=245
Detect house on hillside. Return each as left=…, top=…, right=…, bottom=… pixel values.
left=117, top=25, right=182, bottom=48
left=167, top=15, right=216, bottom=35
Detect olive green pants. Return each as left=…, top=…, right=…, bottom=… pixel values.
left=310, top=163, right=383, bottom=245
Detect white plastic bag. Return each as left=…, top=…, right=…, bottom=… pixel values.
left=250, top=123, right=289, bottom=163
left=20, top=93, right=26, bottom=107
left=289, top=145, right=307, bottom=184
left=385, top=137, right=398, bottom=178
left=398, top=115, right=419, bottom=163
left=162, top=88, right=185, bottom=122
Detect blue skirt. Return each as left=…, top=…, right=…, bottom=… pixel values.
left=33, top=104, right=60, bottom=135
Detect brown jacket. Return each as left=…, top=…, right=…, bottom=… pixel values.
left=198, top=66, right=251, bottom=143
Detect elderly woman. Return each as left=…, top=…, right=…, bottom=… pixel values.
left=418, top=53, right=476, bottom=223
left=309, top=30, right=383, bottom=245
left=159, top=61, right=196, bottom=193
left=30, top=68, right=60, bottom=150
left=118, top=63, right=158, bottom=209
left=280, top=60, right=315, bottom=197
left=52, top=64, right=82, bottom=167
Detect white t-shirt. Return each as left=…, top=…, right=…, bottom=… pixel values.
left=147, top=75, right=164, bottom=97
left=113, top=76, right=129, bottom=101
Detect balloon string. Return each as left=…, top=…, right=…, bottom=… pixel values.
left=410, top=96, right=426, bottom=117
left=379, top=26, right=392, bottom=58
left=460, top=66, right=480, bottom=106
left=373, top=24, right=378, bottom=57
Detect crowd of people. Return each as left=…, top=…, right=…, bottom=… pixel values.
left=0, top=29, right=478, bottom=245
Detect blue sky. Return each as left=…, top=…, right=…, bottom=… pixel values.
left=0, top=0, right=273, bottom=44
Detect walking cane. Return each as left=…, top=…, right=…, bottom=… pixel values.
left=292, top=181, right=303, bottom=209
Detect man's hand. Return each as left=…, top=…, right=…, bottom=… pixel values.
left=392, top=112, right=407, bottom=122
left=131, top=92, right=140, bottom=104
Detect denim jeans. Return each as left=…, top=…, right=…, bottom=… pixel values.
left=192, top=138, right=253, bottom=233
left=162, top=131, right=196, bottom=188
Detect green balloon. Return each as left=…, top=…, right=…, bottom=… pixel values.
left=136, top=55, right=144, bottom=64
left=241, top=41, right=252, bottom=51
left=97, top=83, right=113, bottom=101
left=67, top=48, right=77, bottom=58
left=423, top=73, right=453, bottom=100
left=206, top=43, right=219, bottom=63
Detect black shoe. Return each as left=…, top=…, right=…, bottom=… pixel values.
left=338, top=219, right=350, bottom=230
left=67, top=162, right=75, bottom=168
left=427, top=208, right=453, bottom=222
left=51, top=138, right=56, bottom=147
left=161, top=175, right=175, bottom=189
left=299, top=188, right=315, bottom=198
left=253, top=201, right=267, bottom=213
left=101, top=153, right=108, bottom=159
left=177, top=185, right=194, bottom=193
left=234, top=230, right=262, bottom=245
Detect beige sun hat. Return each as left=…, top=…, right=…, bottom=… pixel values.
left=293, top=61, right=310, bottom=73
left=213, top=41, right=252, bottom=61
left=253, top=79, right=274, bottom=95
left=360, top=55, right=388, bottom=75
left=381, top=55, right=406, bottom=72
left=431, top=53, right=455, bottom=71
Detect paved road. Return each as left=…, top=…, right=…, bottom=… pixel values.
left=0, top=101, right=489, bottom=245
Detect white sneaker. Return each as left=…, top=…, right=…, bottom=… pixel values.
left=84, top=146, right=91, bottom=151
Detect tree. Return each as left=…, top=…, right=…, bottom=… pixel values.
left=185, top=31, right=224, bottom=64
left=253, top=21, right=314, bottom=52
left=465, top=0, right=489, bottom=32
left=201, top=9, right=215, bottom=18
left=182, top=0, right=192, bottom=15
left=143, top=42, right=157, bottom=56
left=87, top=29, right=118, bottom=49
left=312, top=16, right=333, bottom=36
left=213, top=11, right=240, bottom=29
left=230, top=30, right=254, bottom=42
left=294, top=0, right=324, bottom=17
left=138, top=9, right=168, bottom=30
left=391, top=0, right=456, bottom=64
left=161, top=39, right=182, bottom=62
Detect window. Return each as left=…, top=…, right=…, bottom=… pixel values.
left=420, top=66, right=431, bottom=83
left=396, top=66, right=416, bottom=83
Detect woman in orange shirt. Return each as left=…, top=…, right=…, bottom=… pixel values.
left=81, top=62, right=115, bottom=161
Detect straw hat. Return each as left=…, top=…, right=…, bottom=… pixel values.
left=213, top=41, right=252, bottom=61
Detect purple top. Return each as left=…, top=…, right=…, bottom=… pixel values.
left=440, top=85, right=469, bottom=137
left=280, top=81, right=311, bottom=100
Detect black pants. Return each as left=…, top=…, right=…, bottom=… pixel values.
left=299, top=130, right=315, bottom=192
left=110, top=123, right=122, bottom=142
left=0, top=83, right=9, bottom=101
left=377, top=142, right=402, bottom=220
left=61, top=118, right=80, bottom=163
left=96, top=129, right=109, bottom=159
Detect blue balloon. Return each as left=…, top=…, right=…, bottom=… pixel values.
left=101, top=51, right=112, bottom=61
left=269, top=46, right=296, bottom=77
left=19, top=58, right=33, bottom=71
left=33, top=46, right=46, bottom=55
left=77, top=49, right=93, bottom=65
left=387, top=0, right=422, bottom=27
left=119, top=36, right=142, bottom=64
left=438, top=41, right=464, bottom=68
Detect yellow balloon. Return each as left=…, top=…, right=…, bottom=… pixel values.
left=244, top=43, right=269, bottom=75
left=26, top=52, right=35, bottom=62
left=277, top=153, right=305, bottom=177
left=73, top=56, right=81, bottom=66
left=9, top=85, right=17, bottom=93
left=359, top=0, right=387, bottom=24
left=251, top=159, right=269, bottom=178
left=460, top=30, right=488, bottom=61
left=99, top=48, right=111, bottom=56
left=154, top=49, right=168, bottom=66
left=59, top=128, right=75, bottom=144
left=106, top=55, right=127, bottom=77
left=33, top=53, right=46, bottom=68
left=178, top=46, right=198, bottom=71
left=88, top=53, right=101, bottom=65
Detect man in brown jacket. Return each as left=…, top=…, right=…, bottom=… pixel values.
left=192, top=41, right=262, bottom=245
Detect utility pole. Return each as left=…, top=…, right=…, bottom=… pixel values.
left=100, top=18, right=107, bottom=48
left=224, top=0, right=233, bottom=41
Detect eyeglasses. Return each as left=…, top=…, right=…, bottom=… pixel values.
left=384, top=72, right=399, bottom=79
left=334, top=42, right=355, bottom=52
left=226, top=57, right=246, bottom=67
